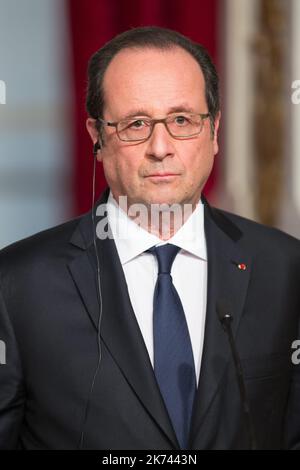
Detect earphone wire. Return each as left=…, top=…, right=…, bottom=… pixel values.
left=78, top=151, right=103, bottom=449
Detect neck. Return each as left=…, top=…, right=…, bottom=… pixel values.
left=115, top=195, right=200, bottom=240
left=135, top=206, right=196, bottom=240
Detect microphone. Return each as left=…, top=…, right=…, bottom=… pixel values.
left=216, top=300, right=257, bottom=450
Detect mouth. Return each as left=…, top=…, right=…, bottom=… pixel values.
left=145, top=173, right=180, bottom=178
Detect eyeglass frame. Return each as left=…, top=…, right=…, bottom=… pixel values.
left=96, top=112, right=211, bottom=142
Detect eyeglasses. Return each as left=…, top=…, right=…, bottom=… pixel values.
left=97, top=112, right=210, bottom=142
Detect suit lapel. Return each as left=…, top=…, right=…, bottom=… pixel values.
left=190, top=200, right=252, bottom=448
left=67, top=188, right=179, bottom=449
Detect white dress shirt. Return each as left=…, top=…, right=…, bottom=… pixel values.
left=106, top=190, right=207, bottom=385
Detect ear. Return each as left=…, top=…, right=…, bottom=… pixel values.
left=86, top=118, right=103, bottom=161
left=86, top=118, right=98, bottom=144
left=212, top=111, right=221, bottom=156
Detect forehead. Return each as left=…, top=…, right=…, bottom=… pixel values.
left=102, top=47, right=206, bottom=116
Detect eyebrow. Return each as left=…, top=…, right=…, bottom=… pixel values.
left=122, top=105, right=196, bottom=120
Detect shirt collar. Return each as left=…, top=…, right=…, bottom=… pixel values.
left=106, top=190, right=207, bottom=265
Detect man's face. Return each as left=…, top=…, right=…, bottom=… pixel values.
left=87, top=47, right=220, bottom=209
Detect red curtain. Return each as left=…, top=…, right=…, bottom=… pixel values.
left=68, top=0, right=219, bottom=215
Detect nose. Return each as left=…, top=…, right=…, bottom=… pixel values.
left=145, top=121, right=175, bottom=160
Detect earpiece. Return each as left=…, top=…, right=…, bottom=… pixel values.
left=79, top=137, right=103, bottom=449
left=93, top=141, right=102, bottom=156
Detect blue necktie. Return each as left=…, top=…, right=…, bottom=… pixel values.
left=148, top=244, right=197, bottom=449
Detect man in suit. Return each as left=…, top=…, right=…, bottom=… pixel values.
left=0, top=26, right=300, bottom=450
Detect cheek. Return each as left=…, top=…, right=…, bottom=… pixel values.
left=117, top=150, right=142, bottom=179
left=186, top=139, right=214, bottom=171
left=100, top=145, right=121, bottom=187
left=102, top=146, right=141, bottom=187
left=181, top=140, right=215, bottom=189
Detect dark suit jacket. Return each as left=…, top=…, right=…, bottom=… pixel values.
left=0, top=187, right=300, bottom=450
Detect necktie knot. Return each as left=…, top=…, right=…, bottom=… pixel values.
left=147, top=244, right=181, bottom=274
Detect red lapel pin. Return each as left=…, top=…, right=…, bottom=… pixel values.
left=237, top=263, right=247, bottom=271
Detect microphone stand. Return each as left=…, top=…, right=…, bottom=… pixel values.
left=217, top=302, right=257, bottom=450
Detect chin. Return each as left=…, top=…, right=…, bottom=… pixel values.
left=142, top=193, right=183, bottom=208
